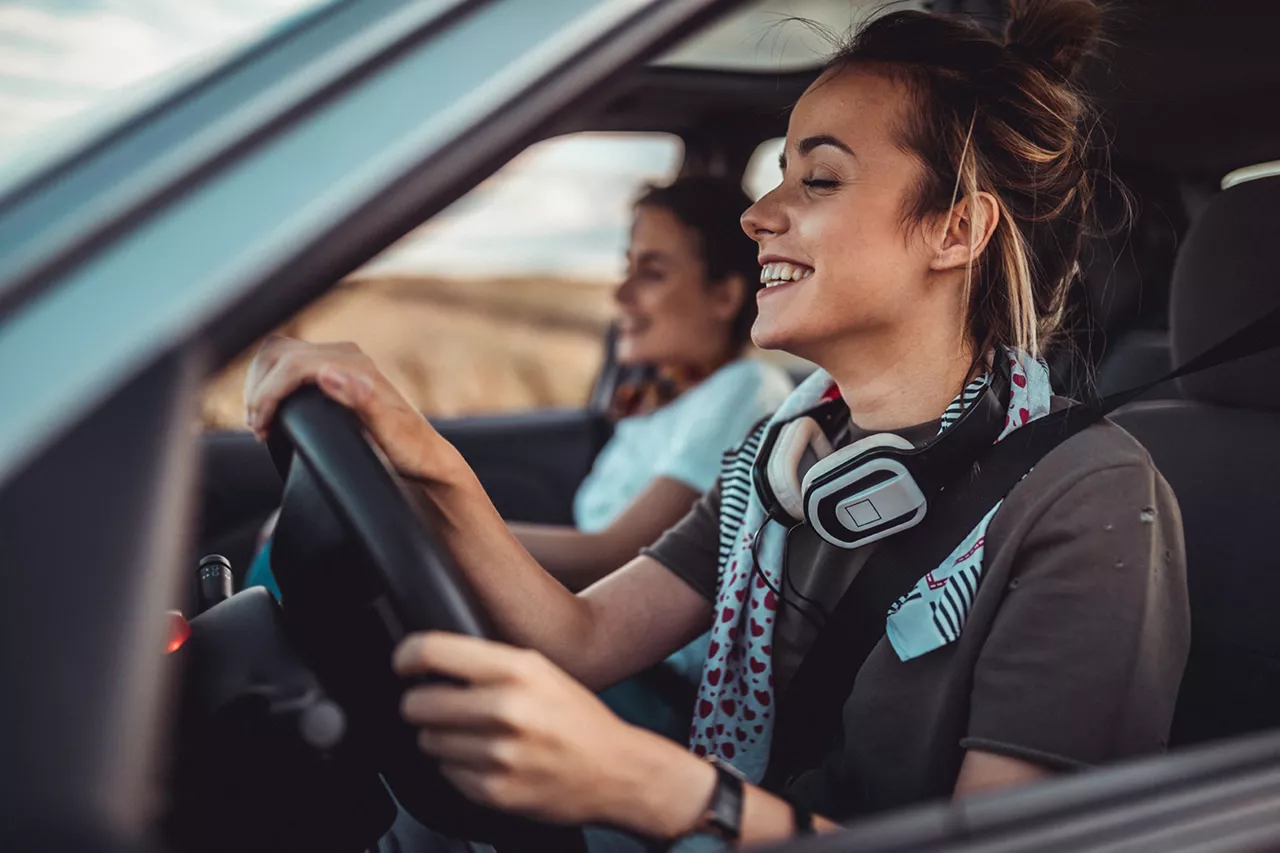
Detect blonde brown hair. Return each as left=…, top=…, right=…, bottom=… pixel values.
left=827, top=0, right=1108, bottom=358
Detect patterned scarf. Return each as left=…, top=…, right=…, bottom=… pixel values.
left=689, top=350, right=1054, bottom=782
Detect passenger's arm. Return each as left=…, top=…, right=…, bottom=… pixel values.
left=244, top=337, right=711, bottom=687
left=509, top=476, right=700, bottom=591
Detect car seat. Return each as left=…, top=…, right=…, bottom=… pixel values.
left=1110, top=171, right=1280, bottom=746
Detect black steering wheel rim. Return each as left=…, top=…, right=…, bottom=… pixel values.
left=264, top=387, right=587, bottom=853
left=269, top=387, right=488, bottom=639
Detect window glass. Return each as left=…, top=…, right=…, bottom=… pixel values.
left=744, top=136, right=784, bottom=200
left=201, top=132, right=684, bottom=428
left=0, top=0, right=326, bottom=176
left=656, top=0, right=924, bottom=71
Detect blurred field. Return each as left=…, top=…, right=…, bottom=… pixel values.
left=200, top=275, right=615, bottom=430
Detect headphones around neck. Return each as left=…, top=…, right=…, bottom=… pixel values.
left=753, top=353, right=1012, bottom=550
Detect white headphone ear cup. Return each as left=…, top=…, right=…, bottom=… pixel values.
left=766, top=417, right=834, bottom=521
left=800, top=432, right=916, bottom=499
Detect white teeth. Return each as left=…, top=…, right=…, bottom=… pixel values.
left=760, top=261, right=814, bottom=287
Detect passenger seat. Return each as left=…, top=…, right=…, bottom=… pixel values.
left=1110, top=171, right=1280, bottom=747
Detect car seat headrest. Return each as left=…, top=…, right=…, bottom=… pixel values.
left=1171, top=171, right=1280, bottom=409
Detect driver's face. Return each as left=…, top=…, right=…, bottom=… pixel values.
left=741, top=68, right=949, bottom=366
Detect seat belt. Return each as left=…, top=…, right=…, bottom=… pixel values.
left=764, top=303, right=1280, bottom=790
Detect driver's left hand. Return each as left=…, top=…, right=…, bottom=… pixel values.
left=393, top=632, right=664, bottom=828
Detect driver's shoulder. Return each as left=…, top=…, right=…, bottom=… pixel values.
left=987, top=411, right=1172, bottom=551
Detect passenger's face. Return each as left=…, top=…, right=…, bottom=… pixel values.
left=614, top=204, right=739, bottom=366
left=741, top=68, right=945, bottom=364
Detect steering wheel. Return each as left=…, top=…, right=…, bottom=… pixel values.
left=266, top=387, right=586, bottom=853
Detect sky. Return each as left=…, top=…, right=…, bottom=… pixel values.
left=0, top=0, right=867, bottom=280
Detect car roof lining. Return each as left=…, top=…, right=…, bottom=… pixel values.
left=583, top=0, right=1280, bottom=181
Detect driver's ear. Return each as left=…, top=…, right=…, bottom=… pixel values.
left=928, top=192, right=1000, bottom=272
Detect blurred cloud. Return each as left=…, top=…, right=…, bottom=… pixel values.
left=0, top=0, right=313, bottom=150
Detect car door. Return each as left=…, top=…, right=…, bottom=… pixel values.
left=764, top=728, right=1280, bottom=852
left=0, top=1, right=736, bottom=848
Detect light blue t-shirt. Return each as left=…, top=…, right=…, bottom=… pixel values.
left=574, top=358, right=793, bottom=683
left=573, top=358, right=794, bottom=534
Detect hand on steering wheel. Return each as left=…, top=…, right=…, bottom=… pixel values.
left=392, top=632, right=705, bottom=833
left=245, top=336, right=451, bottom=483
left=260, top=340, right=596, bottom=850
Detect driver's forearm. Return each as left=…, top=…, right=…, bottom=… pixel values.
left=406, top=459, right=602, bottom=678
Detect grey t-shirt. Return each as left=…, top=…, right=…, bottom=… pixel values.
left=642, top=407, right=1190, bottom=818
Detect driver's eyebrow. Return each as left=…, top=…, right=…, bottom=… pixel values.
left=779, top=134, right=857, bottom=173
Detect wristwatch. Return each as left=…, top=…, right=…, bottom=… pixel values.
left=692, top=758, right=745, bottom=841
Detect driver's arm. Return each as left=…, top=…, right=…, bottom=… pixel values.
left=412, top=460, right=712, bottom=690
left=244, top=336, right=712, bottom=689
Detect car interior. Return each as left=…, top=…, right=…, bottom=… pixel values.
left=4, top=0, right=1280, bottom=851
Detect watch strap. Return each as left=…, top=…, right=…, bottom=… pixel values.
left=781, top=790, right=814, bottom=835
left=698, top=760, right=744, bottom=841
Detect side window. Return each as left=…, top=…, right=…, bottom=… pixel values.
left=201, top=132, right=683, bottom=428
left=744, top=137, right=784, bottom=200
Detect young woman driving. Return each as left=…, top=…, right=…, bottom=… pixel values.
left=245, top=1, right=1189, bottom=846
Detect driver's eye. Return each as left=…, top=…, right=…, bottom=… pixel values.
left=802, top=177, right=839, bottom=190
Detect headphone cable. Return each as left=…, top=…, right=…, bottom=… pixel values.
left=749, top=520, right=826, bottom=632
left=780, top=524, right=829, bottom=626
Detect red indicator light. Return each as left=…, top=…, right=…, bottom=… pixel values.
left=165, top=610, right=191, bottom=654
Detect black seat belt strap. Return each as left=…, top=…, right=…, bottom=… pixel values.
left=765, top=301, right=1280, bottom=789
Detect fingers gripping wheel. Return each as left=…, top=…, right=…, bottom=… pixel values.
left=266, top=388, right=586, bottom=852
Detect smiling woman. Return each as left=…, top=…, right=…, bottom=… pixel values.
left=240, top=1, right=1189, bottom=849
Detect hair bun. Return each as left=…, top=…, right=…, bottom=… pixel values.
left=1004, top=0, right=1102, bottom=80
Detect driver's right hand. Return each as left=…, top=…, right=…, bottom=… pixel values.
left=244, top=336, right=451, bottom=482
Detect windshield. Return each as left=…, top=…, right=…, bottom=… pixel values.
left=656, top=0, right=926, bottom=71
left=0, top=0, right=328, bottom=181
